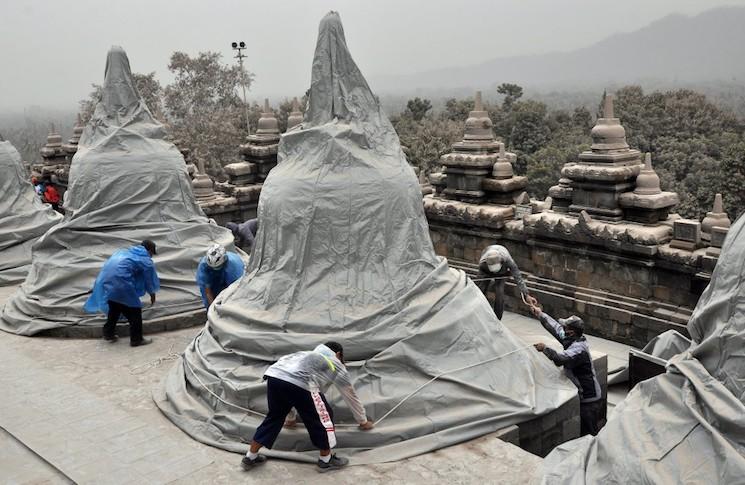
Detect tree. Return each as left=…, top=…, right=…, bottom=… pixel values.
left=613, top=86, right=745, bottom=219
left=405, top=97, right=432, bottom=122
left=393, top=115, right=461, bottom=175
left=497, top=83, right=524, bottom=109
left=163, top=51, right=253, bottom=176
left=508, top=100, right=551, bottom=157
left=443, top=98, right=474, bottom=122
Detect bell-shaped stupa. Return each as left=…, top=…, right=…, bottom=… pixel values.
left=0, top=138, right=62, bottom=285
left=156, top=12, right=575, bottom=464
left=0, top=46, right=235, bottom=335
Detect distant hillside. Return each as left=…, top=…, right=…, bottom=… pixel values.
left=371, top=7, right=745, bottom=96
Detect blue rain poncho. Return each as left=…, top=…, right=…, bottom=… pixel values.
left=84, top=245, right=160, bottom=313
left=195, top=252, right=244, bottom=307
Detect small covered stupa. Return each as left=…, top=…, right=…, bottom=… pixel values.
left=156, top=12, right=575, bottom=464
left=0, top=46, right=235, bottom=335
left=0, top=137, right=62, bottom=285
left=543, top=212, right=745, bottom=484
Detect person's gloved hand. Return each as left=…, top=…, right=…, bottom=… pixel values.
left=359, top=420, right=374, bottom=430
left=533, top=342, right=546, bottom=352
left=150, top=293, right=156, bottom=306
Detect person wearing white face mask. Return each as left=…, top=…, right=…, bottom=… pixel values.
left=475, top=244, right=537, bottom=319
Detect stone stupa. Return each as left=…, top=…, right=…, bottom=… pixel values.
left=0, top=46, right=235, bottom=336
left=156, top=12, right=574, bottom=465
left=0, top=137, right=62, bottom=285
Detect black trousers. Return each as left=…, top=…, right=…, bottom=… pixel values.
left=580, top=400, right=603, bottom=436
left=476, top=268, right=506, bottom=320
left=253, top=377, right=334, bottom=450
left=104, top=300, right=143, bottom=343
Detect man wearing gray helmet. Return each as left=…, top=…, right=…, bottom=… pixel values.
left=530, top=304, right=603, bottom=436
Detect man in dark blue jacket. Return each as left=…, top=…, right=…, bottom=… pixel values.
left=531, top=305, right=603, bottom=436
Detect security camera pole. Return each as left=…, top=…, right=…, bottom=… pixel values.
left=232, top=41, right=251, bottom=136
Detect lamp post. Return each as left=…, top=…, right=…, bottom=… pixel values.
left=232, top=41, right=250, bottom=136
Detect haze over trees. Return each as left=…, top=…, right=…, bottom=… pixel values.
left=394, top=84, right=745, bottom=221
left=1, top=50, right=742, bottom=221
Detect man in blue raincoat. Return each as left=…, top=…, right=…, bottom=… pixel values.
left=84, top=240, right=160, bottom=347
left=196, top=244, right=245, bottom=308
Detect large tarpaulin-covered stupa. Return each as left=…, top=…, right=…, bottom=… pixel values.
left=0, top=139, right=62, bottom=285
left=155, top=12, right=576, bottom=464
left=0, top=46, right=235, bottom=335
left=543, top=213, right=745, bottom=484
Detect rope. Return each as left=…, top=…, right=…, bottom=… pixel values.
left=372, top=345, right=533, bottom=426
left=129, top=343, right=181, bottom=375
left=469, top=276, right=511, bottom=282
left=182, top=344, right=534, bottom=427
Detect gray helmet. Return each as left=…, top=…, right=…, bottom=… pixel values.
left=558, top=315, right=584, bottom=335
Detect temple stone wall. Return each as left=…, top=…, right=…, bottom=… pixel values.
left=428, top=220, right=702, bottom=347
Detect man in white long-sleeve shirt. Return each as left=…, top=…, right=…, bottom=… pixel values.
left=241, top=342, right=374, bottom=472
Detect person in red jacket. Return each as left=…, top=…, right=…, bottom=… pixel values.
left=43, top=183, right=61, bottom=212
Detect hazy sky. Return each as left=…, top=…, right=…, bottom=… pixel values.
left=1, top=0, right=743, bottom=110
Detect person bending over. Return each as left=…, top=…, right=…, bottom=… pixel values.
left=476, top=244, right=536, bottom=319
left=84, top=240, right=159, bottom=347
left=195, top=244, right=245, bottom=308
left=242, top=342, right=374, bottom=473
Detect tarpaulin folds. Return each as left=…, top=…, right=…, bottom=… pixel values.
left=155, top=12, right=576, bottom=465
left=0, top=46, right=236, bottom=335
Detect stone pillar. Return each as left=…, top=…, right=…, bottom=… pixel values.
left=440, top=91, right=501, bottom=204
left=192, top=160, right=217, bottom=202
left=700, top=193, right=731, bottom=242
left=287, top=97, right=304, bottom=131
left=37, top=125, right=70, bottom=200
left=482, top=142, right=528, bottom=204
left=619, top=153, right=678, bottom=224
left=239, top=99, right=280, bottom=181
left=548, top=175, right=573, bottom=213
left=563, top=94, right=643, bottom=221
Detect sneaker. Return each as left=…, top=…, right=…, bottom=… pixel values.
left=103, top=335, right=118, bottom=343
left=317, top=454, right=348, bottom=472
left=130, top=337, right=153, bottom=347
left=241, top=455, right=267, bottom=471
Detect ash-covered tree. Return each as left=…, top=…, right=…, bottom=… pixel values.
left=405, top=97, right=432, bottom=122
left=613, top=86, right=745, bottom=220
left=497, top=83, right=524, bottom=110
left=163, top=51, right=253, bottom=176
left=443, top=98, right=474, bottom=122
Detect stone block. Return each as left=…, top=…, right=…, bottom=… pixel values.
left=670, top=219, right=701, bottom=250
left=710, top=226, right=728, bottom=248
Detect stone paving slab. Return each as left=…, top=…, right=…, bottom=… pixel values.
left=0, top=320, right=544, bottom=484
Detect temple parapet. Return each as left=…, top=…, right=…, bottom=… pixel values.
left=423, top=90, right=731, bottom=347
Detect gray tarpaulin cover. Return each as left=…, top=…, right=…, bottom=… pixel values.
left=0, top=140, right=62, bottom=285
left=607, top=329, right=690, bottom=385
left=155, top=12, right=575, bottom=464
left=543, top=213, right=745, bottom=484
left=0, top=46, right=234, bottom=335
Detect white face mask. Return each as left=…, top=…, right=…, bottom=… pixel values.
left=487, top=262, right=502, bottom=273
